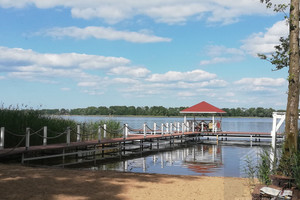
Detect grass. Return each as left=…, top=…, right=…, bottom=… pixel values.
left=0, top=107, right=77, bottom=148
left=0, top=107, right=123, bottom=148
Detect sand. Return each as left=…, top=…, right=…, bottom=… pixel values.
left=0, top=164, right=252, bottom=200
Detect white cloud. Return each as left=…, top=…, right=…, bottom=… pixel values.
left=177, top=91, right=197, bottom=97
left=241, top=20, right=289, bottom=56
left=147, top=69, right=216, bottom=82
left=0, top=0, right=285, bottom=25
left=234, top=77, right=287, bottom=93
left=77, top=82, right=98, bottom=87
left=225, top=92, right=235, bottom=97
left=0, top=46, right=130, bottom=70
left=235, top=77, right=286, bottom=87
left=61, top=87, right=71, bottom=91
left=109, top=66, right=150, bottom=78
left=41, top=26, right=171, bottom=43
left=112, top=78, right=140, bottom=84
left=199, top=45, right=245, bottom=66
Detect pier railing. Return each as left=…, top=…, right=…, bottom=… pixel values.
left=0, top=121, right=195, bottom=150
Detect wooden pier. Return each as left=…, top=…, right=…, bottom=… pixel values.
left=0, top=128, right=282, bottom=166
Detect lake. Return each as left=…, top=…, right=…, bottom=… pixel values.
left=58, top=116, right=281, bottom=177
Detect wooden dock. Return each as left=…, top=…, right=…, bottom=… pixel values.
left=0, top=130, right=282, bottom=166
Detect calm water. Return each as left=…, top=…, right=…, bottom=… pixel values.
left=61, top=115, right=283, bottom=133
left=58, top=116, right=280, bottom=177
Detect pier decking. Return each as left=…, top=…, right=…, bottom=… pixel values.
left=0, top=130, right=282, bottom=166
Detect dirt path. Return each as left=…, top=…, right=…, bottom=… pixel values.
left=0, top=164, right=252, bottom=200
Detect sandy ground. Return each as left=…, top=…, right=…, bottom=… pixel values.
left=0, top=164, right=252, bottom=200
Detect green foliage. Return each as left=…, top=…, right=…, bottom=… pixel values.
left=258, top=37, right=289, bottom=71
left=257, top=149, right=272, bottom=185
left=41, top=106, right=278, bottom=117
left=0, top=107, right=77, bottom=148
left=291, top=152, right=300, bottom=189
left=83, top=120, right=122, bottom=139
left=243, top=148, right=273, bottom=186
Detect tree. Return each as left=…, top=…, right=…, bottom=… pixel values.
left=260, top=0, right=299, bottom=155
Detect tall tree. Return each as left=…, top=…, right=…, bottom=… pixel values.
left=260, top=0, right=299, bottom=155
left=285, top=0, right=299, bottom=155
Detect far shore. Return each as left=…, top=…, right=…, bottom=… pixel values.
left=52, top=114, right=272, bottom=119
left=0, top=164, right=253, bottom=200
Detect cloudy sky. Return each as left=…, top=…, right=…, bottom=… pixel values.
left=0, top=0, right=290, bottom=109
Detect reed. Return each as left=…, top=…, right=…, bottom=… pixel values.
left=82, top=120, right=122, bottom=140
left=0, top=107, right=77, bottom=148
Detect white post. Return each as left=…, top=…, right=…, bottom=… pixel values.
left=201, top=122, right=204, bottom=132
left=177, top=122, right=180, bottom=133
left=187, top=122, right=190, bottom=132
left=77, top=124, right=81, bottom=142
left=43, top=126, right=47, bottom=146
left=161, top=123, right=164, bottom=135
left=66, top=127, right=70, bottom=145
left=103, top=124, right=107, bottom=138
left=192, top=122, right=195, bottom=132
left=212, top=115, right=215, bottom=132
left=125, top=124, right=128, bottom=138
left=166, top=123, right=169, bottom=134
left=170, top=123, right=173, bottom=135
left=26, top=128, right=30, bottom=150
left=154, top=123, right=157, bottom=135
left=98, top=126, right=101, bottom=142
left=0, top=127, right=5, bottom=149
left=143, top=123, right=146, bottom=137
left=270, top=112, right=278, bottom=167
left=182, top=122, right=184, bottom=134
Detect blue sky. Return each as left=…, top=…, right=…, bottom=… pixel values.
left=0, top=0, right=291, bottom=109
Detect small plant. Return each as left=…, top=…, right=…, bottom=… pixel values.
left=257, top=148, right=272, bottom=185
left=291, top=152, right=300, bottom=189
left=244, top=155, right=257, bottom=191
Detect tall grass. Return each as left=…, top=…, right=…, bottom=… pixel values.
left=82, top=120, right=122, bottom=140
left=0, top=107, right=77, bottom=148
left=0, top=107, right=123, bottom=148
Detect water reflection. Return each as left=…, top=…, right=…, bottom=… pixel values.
left=88, top=144, right=262, bottom=177
left=91, top=144, right=222, bottom=176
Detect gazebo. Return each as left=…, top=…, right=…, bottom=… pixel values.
left=180, top=101, right=226, bottom=132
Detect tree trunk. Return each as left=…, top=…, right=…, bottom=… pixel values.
left=284, top=0, right=299, bottom=155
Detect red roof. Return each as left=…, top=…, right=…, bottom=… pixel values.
left=180, top=101, right=226, bottom=114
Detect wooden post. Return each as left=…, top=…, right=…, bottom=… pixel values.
left=26, top=128, right=30, bottom=150
left=66, top=127, right=70, bottom=145
left=77, top=124, right=81, bottom=142
left=43, top=126, right=47, bottom=146
left=154, top=123, right=156, bottom=135
left=98, top=126, right=101, bottom=142
left=0, top=127, right=5, bottom=149
left=103, top=124, right=107, bottom=138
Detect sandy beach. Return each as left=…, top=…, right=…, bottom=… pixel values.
left=0, top=164, right=253, bottom=200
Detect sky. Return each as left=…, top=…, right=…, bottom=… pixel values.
left=0, top=0, right=292, bottom=110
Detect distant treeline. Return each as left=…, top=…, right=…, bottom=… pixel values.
left=40, top=106, right=284, bottom=118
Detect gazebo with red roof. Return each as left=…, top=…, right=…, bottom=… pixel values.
left=180, top=101, right=226, bottom=132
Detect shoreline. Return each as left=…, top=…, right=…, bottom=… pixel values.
left=0, top=164, right=253, bottom=200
